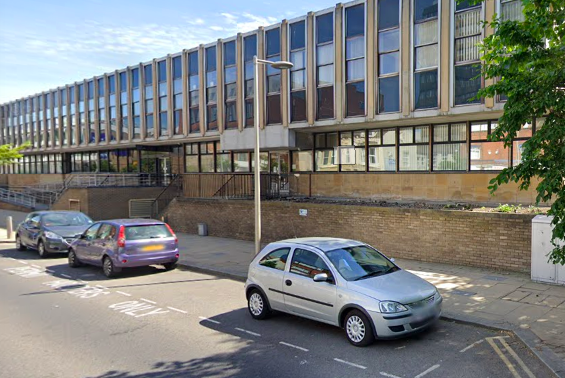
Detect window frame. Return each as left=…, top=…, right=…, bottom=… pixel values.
left=288, top=247, right=335, bottom=282
left=223, top=39, right=238, bottom=130
left=288, top=18, right=308, bottom=123
left=343, top=2, right=367, bottom=118
left=431, top=122, right=468, bottom=171
left=377, top=0, right=402, bottom=114
left=398, top=125, right=431, bottom=171
left=314, top=10, right=336, bottom=120
left=205, top=44, right=218, bottom=131
left=265, top=25, right=283, bottom=125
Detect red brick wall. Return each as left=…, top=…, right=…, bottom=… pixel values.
left=163, top=198, right=534, bottom=272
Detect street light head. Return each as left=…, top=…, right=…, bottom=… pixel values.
left=270, top=61, right=294, bottom=70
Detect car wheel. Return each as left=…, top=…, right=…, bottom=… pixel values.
left=163, top=262, right=177, bottom=271
left=344, top=310, right=375, bottom=347
left=103, top=256, right=121, bottom=278
left=37, top=240, right=48, bottom=258
left=15, top=235, right=27, bottom=251
left=68, top=249, right=83, bottom=268
left=247, top=289, right=271, bottom=320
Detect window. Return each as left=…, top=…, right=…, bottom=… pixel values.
left=339, top=130, right=366, bottom=171
left=68, top=86, right=76, bottom=145
left=290, top=21, right=307, bottom=122
left=84, top=223, right=102, bottom=241
left=185, top=143, right=199, bottom=172
left=200, top=141, right=215, bottom=172
left=131, top=68, right=141, bottom=139
left=345, top=4, right=365, bottom=117
left=414, top=0, right=439, bottom=109
left=188, top=52, right=200, bottom=133
left=470, top=121, right=509, bottom=170
left=432, top=123, right=467, bottom=170
left=512, top=122, right=533, bottom=166
left=206, top=46, right=218, bottom=131
left=234, top=152, right=250, bottom=172
left=144, top=64, right=154, bottom=138
left=60, top=88, right=67, bottom=146
left=259, top=248, right=290, bottom=271
left=87, top=81, right=94, bottom=144
left=501, top=0, right=524, bottom=21
left=224, top=41, right=237, bottom=129
left=314, top=132, right=338, bottom=171
left=108, top=75, right=116, bottom=141
left=97, top=78, right=106, bottom=142
left=454, top=1, right=482, bottom=105
left=290, top=249, right=332, bottom=279
left=119, top=72, right=129, bottom=141
left=291, top=151, right=313, bottom=172
left=399, top=125, right=430, bottom=170
left=244, top=35, right=257, bottom=127
left=37, top=96, right=43, bottom=148
left=158, top=60, right=168, bottom=137
left=77, top=84, right=84, bottom=144
left=316, top=13, right=334, bottom=120
left=378, top=0, right=400, bottom=113
left=266, top=28, right=282, bottom=124
left=215, top=141, right=232, bottom=172
left=173, top=56, right=183, bottom=135
left=368, top=128, right=396, bottom=171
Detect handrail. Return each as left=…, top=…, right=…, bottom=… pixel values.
left=0, top=188, right=37, bottom=208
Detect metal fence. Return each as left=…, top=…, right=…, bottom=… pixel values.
left=0, top=187, right=37, bottom=208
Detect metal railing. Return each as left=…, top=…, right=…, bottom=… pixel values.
left=66, top=173, right=174, bottom=188
left=182, top=173, right=290, bottom=200
left=150, top=175, right=183, bottom=218
left=0, top=188, right=37, bottom=209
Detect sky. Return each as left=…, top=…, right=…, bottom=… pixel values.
left=0, top=0, right=331, bottom=104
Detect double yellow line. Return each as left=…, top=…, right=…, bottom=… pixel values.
left=486, top=336, right=536, bottom=378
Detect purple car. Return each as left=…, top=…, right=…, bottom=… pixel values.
left=68, top=219, right=179, bottom=278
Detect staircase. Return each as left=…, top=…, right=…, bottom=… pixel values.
left=0, top=187, right=48, bottom=210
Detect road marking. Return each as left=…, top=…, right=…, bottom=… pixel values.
left=45, top=269, right=54, bottom=273
left=198, top=316, right=220, bottom=324
left=116, top=291, right=132, bottom=297
left=279, top=341, right=309, bottom=352
left=380, top=372, right=401, bottom=378
left=61, top=274, right=72, bottom=279
left=235, top=327, right=261, bottom=337
left=167, top=306, right=187, bottom=314
left=31, top=264, right=41, bottom=268
left=140, top=298, right=157, bottom=304
left=333, top=358, right=367, bottom=370
left=17, top=260, right=28, bottom=264
left=460, top=339, right=484, bottom=353
left=487, top=338, right=521, bottom=378
left=499, top=338, right=536, bottom=378
left=95, top=285, right=108, bottom=289
left=414, top=364, right=440, bottom=378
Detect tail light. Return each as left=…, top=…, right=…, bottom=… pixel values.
left=165, top=223, right=178, bottom=244
left=117, top=225, right=126, bottom=248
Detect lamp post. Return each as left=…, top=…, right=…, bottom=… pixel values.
left=253, top=56, right=293, bottom=255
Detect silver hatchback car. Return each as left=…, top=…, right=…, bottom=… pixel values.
left=245, top=237, right=442, bottom=346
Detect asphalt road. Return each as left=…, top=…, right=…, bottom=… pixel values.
left=0, top=243, right=556, bottom=378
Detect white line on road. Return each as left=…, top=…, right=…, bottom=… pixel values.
left=379, top=372, right=401, bottom=378
left=167, top=306, right=187, bottom=314
left=414, top=364, right=440, bottom=378
left=45, top=269, right=54, bottom=273
left=17, top=260, right=28, bottom=264
left=116, top=291, right=132, bottom=297
left=198, top=316, right=220, bottom=324
left=61, top=274, right=72, bottom=279
left=31, top=264, right=41, bottom=268
left=499, top=338, right=536, bottom=378
left=487, top=338, right=521, bottom=378
left=235, top=327, right=261, bottom=337
left=279, top=341, right=309, bottom=352
left=140, top=298, right=157, bottom=304
left=460, top=339, right=484, bottom=353
left=333, top=358, right=367, bottom=370
left=95, top=285, right=108, bottom=289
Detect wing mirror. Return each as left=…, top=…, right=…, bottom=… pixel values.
left=313, top=273, right=332, bottom=283
left=79, top=234, right=87, bottom=239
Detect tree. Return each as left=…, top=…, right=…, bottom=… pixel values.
left=0, top=143, right=30, bottom=165
left=479, top=0, right=565, bottom=264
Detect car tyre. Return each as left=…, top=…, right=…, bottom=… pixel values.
left=15, top=235, right=27, bottom=251
left=68, top=249, right=83, bottom=268
left=103, top=256, right=121, bottom=278
left=344, top=310, right=375, bottom=347
left=163, top=262, right=177, bottom=271
left=247, top=289, right=271, bottom=320
left=37, top=240, right=48, bottom=258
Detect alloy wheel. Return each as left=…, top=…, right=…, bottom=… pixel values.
left=249, top=293, right=264, bottom=316
left=346, top=315, right=366, bottom=343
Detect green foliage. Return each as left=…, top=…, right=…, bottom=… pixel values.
left=495, top=203, right=523, bottom=213
left=480, top=0, right=565, bottom=264
left=0, top=143, right=30, bottom=165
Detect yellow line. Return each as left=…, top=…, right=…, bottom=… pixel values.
left=499, top=338, right=536, bottom=378
left=487, top=337, right=522, bottom=378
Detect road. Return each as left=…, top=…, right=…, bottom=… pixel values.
left=0, top=243, right=556, bottom=378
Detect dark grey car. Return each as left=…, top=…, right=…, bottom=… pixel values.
left=15, top=211, right=93, bottom=258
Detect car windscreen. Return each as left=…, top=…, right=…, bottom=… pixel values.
left=125, top=225, right=172, bottom=240
left=325, top=245, right=399, bottom=281
left=42, top=213, right=93, bottom=227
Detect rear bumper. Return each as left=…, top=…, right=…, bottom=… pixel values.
left=115, top=251, right=179, bottom=268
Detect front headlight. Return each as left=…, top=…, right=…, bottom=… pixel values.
left=379, top=301, right=408, bottom=313
left=44, top=231, right=62, bottom=240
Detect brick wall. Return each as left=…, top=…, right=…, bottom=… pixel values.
left=0, top=201, right=33, bottom=212
left=163, top=198, right=534, bottom=272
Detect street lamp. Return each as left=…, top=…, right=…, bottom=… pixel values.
left=253, top=56, right=293, bottom=255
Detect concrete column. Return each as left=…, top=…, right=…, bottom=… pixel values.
left=401, top=0, right=411, bottom=115
left=281, top=20, right=290, bottom=127
left=366, top=0, right=376, bottom=119
left=257, top=27, right=266, bottom=129
left=236, top=33, right=244, bottom=131
left=216, top=39, right=225, bottom=133
left=484, top=0, right=495, bottom=108
left=335, top=4, right=344, bottom=122
left=306, top=12, right=315, bottom=125
left=198, top=45, right=206, bottom=136
left=182, top=50, right=190, bottom=137
left=440, top=0, right=451, bottom=111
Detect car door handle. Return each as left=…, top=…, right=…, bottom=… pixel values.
left=285, top=280, right=292, bottom=286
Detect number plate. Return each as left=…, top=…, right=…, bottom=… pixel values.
left=141, top=244, right=164, bottom=252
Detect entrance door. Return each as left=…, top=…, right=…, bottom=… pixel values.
left=269, top=152, right=290, bottom=196
left=157, top=157, right=172, bottom=185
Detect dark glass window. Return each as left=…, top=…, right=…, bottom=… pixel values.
left=290, top=21, right=305, bottom=50
left=454, top=64, right=481, bottom=105
left=414, top=0, right=438, bottom=110
left=454, top=3, right=482, bottom=106
left=144, top=64, right=153, bottom=85
left=259, top=248, right=290, bottom=271
left=108, top=76, right=115, bottom=94
left=224, top=41, right=236, bottom=66
left=266, top=28, right=281, bottom=56
left=290, top=21, right=307, bottom=122
left=317, top=13, right=333, bottom=44
left=206, top=47, right=216, bottom=72
left=345, top=4, right=365, bottom=117
left=378, top=76, right=400, bottom=113
left=266, top=28, right=281, bottom=125
left=316, top=13, right=334, bottom=120
left=158, top=61, right=167, bottom=82
left=173, top=56, right=182, bottom=79
left=224, top=41, right=237, bottom=129
left=131, top=68, right=139, bottom=88
left=188, top=51, right=200, bottom=133
left=119, top=72, right=127, bottom=92
left=415, top=70, right=438, bottom=109
left=244, top=35, right=257, bottom=127
left=415, top=0, right=438, bottom=21
left=378, top=0, right=400, bottom=113
left=206, top=46, right=217, bottom=131
left=290, top=249, right=332, bottom=279
left=379, top=0, right=400, bottom=30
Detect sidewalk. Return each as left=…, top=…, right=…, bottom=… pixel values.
left=1, top=208, right=564, bottom=375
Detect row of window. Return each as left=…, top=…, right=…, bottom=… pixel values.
left=0, top=0, right=524, bottom=152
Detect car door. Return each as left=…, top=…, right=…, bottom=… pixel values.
left=89, top=223, right=113, bottom=264
left=252, top=247, right=291, bottom=311
left=19, top=213, right=36, bottom=246
left=283, top=248, right=338, bottom=324
left=26, top=215, right=42, bottom=249
left=75, top=223, right=102, bottom=262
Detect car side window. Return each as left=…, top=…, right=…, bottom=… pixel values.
left=84, top=224, right=102, bottom=241
left=30, top=215, right=41, bottom=226
left=97, top=224, right=113, bottom=240
left=258, top=248, right=290, bottom=271
left=290, top=248, right=332, bottom=279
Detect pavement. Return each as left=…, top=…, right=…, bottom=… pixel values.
left=1, top=208, right=565, bottom=377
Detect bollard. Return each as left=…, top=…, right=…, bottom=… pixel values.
left=6, top=216, right=13, bottom=240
